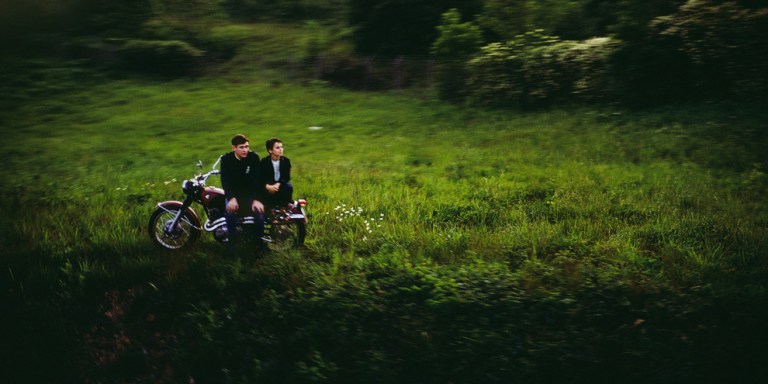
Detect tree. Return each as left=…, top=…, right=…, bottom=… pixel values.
left=599, top=0, right=694, bottom=105
left=225, top=0, right=348, bottom=21
left=652, top=0, right=768, bottom=98
left=348, top=0, right=482, bottom=57
left=69, top=0, right=155, bottom=35
left=431, top=9, right=483, bottom=101
left=477, top=0, right=591, bottom=41
left=604, top=0, right=767, bottom=104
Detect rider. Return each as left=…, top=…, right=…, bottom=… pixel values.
left=259, top=137, right=293, bottom=209
left=220, top=134, right=265, bottom=247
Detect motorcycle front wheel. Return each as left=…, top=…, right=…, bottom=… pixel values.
left=266, top=221, right=306, bottom=252
left=148, top=207, right=200, bottom=250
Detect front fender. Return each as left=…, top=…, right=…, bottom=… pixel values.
left=156, top=201, right=201, bottom=226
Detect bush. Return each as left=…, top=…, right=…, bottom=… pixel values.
left=140, top=18, right=197, bottom=42
left=199, top=24, right=254, bottom=59
left=115, top=39, right=205, bottom=75
left=348, top=0, right=483, bottom=57
left=651, top=0, right=768, bottom=99
left=464, top=42, right=523, bottom=108
left=554, top=36, right=621, bottom=100
left=607, top=0, right=768, bottom=105
left=315, top=55, right=432, bottom=91
left=431, top=9, right=482, bottom=102
left=227, top=0, right=349, bottom=22
left=140, top=19, right=251, bottom=60
left=466, top=32, right=619, bottom=108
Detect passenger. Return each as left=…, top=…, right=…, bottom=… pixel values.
left=259, top=137, right=294, bottom=209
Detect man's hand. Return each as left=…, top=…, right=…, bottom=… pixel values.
left=266, top=183, right=280, bottom=194
left=226, top=197, right=239, bottom=214
left=251, top=200, right=264, bottom=213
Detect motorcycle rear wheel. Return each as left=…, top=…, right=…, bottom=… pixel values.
left=266, top=221, right=306, bottom=252
left=148, top=207, right=200, bottom=250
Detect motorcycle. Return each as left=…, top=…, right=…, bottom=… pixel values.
left=148, top=158, right=307, bottom=251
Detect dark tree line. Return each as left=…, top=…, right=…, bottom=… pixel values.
left=2, top=0, right=765, bottom=106
left=349, top=0, right=767, bottom=105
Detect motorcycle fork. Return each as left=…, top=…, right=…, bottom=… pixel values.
left=166, top=196, right=198, bottom=233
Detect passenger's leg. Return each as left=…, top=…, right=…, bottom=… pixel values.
left=279, top=182, right=294, bottom=206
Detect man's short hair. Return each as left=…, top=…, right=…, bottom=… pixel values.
left=231, top=134, right=249, bottom=146
left=265, top=137, right=282, bottom=151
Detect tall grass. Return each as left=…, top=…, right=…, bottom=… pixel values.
left=2, top=59, right=766, bottom=293
left=1, top=55, right=767, bottom=382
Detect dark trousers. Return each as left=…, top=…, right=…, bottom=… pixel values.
left=265, top=182, right=293, bottom=209
left=225, top=197, right=265, bottom=241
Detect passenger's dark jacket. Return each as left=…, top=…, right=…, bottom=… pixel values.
left=259, top=156, right=291, bottom=186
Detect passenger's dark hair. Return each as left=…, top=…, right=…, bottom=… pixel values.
left=265, top=137, right=282, bottom=152
left=231, top=134, right=249, bottom=146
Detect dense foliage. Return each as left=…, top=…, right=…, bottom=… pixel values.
left=462, top=0, right=768, bottom=106
left=430, top=9, right=483, bottom=101
left=465, top=32, right=620, bottom=108
left=652, top=0, right=768, bottom=98
left=2, top=0, right=764, bottom=106
left=348, top=0, right=482, bottom=57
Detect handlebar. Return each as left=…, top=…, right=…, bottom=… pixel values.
left=193, top=156, right=223, bottom=183
left=198, top=169, right=220, bottom=183
left=181, top=156, right=223, bottom=192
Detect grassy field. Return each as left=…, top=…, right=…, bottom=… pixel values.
left=2, top=54, right=768, bottom=382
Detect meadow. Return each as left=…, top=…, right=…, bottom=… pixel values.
left=1, top=55, right=767, bottom=382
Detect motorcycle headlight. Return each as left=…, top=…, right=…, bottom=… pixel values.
left=182, top=180, right=197, bottom=194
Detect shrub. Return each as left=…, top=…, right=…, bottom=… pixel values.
left=464, top=42, right=523, bottom=108
left=316, top=55, right=432, bottom=91
left=555, top=36, right=621, bottom=100
left=466, top=32, right=619, bottom=108
left=198, top=24, right=253, bottom=59
left=140, top=18, right=197, bottom=42
left=607, top=0, right=768, bottom=105
left=115, top=39, right=205, bottom=75
left=651, top=0, right=768, bottom=98
left=141, top=19, right=251, bottom=60
left=348, top=0, right=483, bottom=57
left=431, top=9, right=483, bottom=102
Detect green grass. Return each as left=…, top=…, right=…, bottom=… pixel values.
left=1, top=54, right=767, bottom=382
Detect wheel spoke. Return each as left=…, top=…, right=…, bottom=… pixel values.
left=149, top=208, right=198, bottom=250
left=266, top=221, right=305, bottom=251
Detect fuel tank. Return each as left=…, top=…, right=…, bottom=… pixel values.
left=201, top=186, right=226, bottom=208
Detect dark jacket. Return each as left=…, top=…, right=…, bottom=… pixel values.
left=259, top=156, right=291, bottom=186
left=220, top=151, right=261, bottom=201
